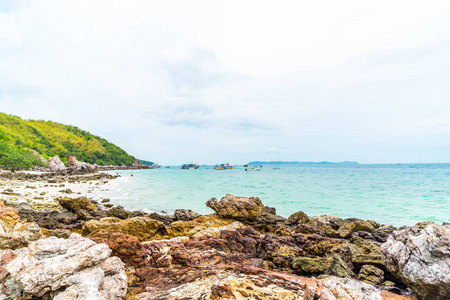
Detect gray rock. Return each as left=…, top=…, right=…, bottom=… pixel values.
left=48, top=155, right=65, bottom=172
left=174, top=209, right=200, bottom=221
left=381, top=223, right=450, bottom=300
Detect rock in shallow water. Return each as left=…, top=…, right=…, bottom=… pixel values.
left=381, top=223, right=450, bottom=300
left=0, top=233, right=127, bottom=299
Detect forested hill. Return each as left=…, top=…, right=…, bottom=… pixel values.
left=0, top=112, right=136, bottom=168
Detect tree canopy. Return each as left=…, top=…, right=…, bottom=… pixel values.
left=0, top=112, right=136, bottom=169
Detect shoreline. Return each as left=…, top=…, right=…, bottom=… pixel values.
left=0, top=171, right=448, bottom=299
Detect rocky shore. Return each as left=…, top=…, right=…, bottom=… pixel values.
left=0, top=174, right=448, bottom=299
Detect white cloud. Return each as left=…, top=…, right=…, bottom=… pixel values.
left=1, top=0, right=450, bottom=164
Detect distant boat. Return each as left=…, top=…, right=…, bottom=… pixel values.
left=181, top=163, right=199, bottom=169
left=245, top=167, right=261, bottom=171
left=214, top=163, right=234, bottom=170
left=273, top=167, right=280, bottom=170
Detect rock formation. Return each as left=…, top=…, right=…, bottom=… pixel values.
left=66, top=154, right=96, bottom=173
left=0, top=233, right=127, bottom=299
left=206, top=194, right=264, bottom=221
left=381, top=223, right=450, bottom=300
left=48, top=155, right=65, bottom=172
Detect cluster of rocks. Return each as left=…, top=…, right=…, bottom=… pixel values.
left=96, top=159, right=155, bottom=171
left=0, top=192, right=448, bottom=299
left=22, top=148, right=96, bottom=174
left=48, top=154, right=96, bottom=173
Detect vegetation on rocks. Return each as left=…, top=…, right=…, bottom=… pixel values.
left=0, top=112, right=135, bottom=169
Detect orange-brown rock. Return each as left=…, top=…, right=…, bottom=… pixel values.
left=90, top=233, right=149, bottom=268
left=82, top=217, right=168, bottom=241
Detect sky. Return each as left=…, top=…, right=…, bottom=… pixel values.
left=1, top=0, right=450, bottom=165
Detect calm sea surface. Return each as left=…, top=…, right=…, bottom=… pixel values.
left=95, top=164, right=450, bottom=226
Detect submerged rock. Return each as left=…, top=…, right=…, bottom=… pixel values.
left=206, top=194, right=264, bottom=221
left=381, top=223, right=450, bottom=300
left=0, top=233, right=127, bottom=299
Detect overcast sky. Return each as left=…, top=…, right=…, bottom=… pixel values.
left=1, top=0, right=450, bottom=164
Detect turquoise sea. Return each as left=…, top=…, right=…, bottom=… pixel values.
left=95, top=164, right=450, bottom=227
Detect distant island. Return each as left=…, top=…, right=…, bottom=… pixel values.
left=247, top=161, right=358, bottom=165
left=138, top=159, right=155, bottom=166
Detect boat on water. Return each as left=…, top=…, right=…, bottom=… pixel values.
left=181, top=163, right=200, bottom=169
left=245, top=167, right=261, bottom=171
left=214, top=163, right=234, bottom=170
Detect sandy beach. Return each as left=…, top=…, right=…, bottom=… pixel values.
left=0, top=170, right=114, bottom=210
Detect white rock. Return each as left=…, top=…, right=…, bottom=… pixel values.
left=381, top=223, right=450, bottom=300
left=48, top=156, right=65, bottom=172
left=0, top=233, right=127, bottom=299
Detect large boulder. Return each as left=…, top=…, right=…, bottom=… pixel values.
left=48, top=155, right=65, bottom=172
left=206, top=194, right=264, bottom=221
left=66, top=154, right=96, bottom=173
left=0, top=233, right=127, bottom=299
left=381, top=223, right=450, bottom=300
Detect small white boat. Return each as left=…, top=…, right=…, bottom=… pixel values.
left=245, top=167, right=261, bottom=171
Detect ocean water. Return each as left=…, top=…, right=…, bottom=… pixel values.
left=94, top=164, right=450, bottom=226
